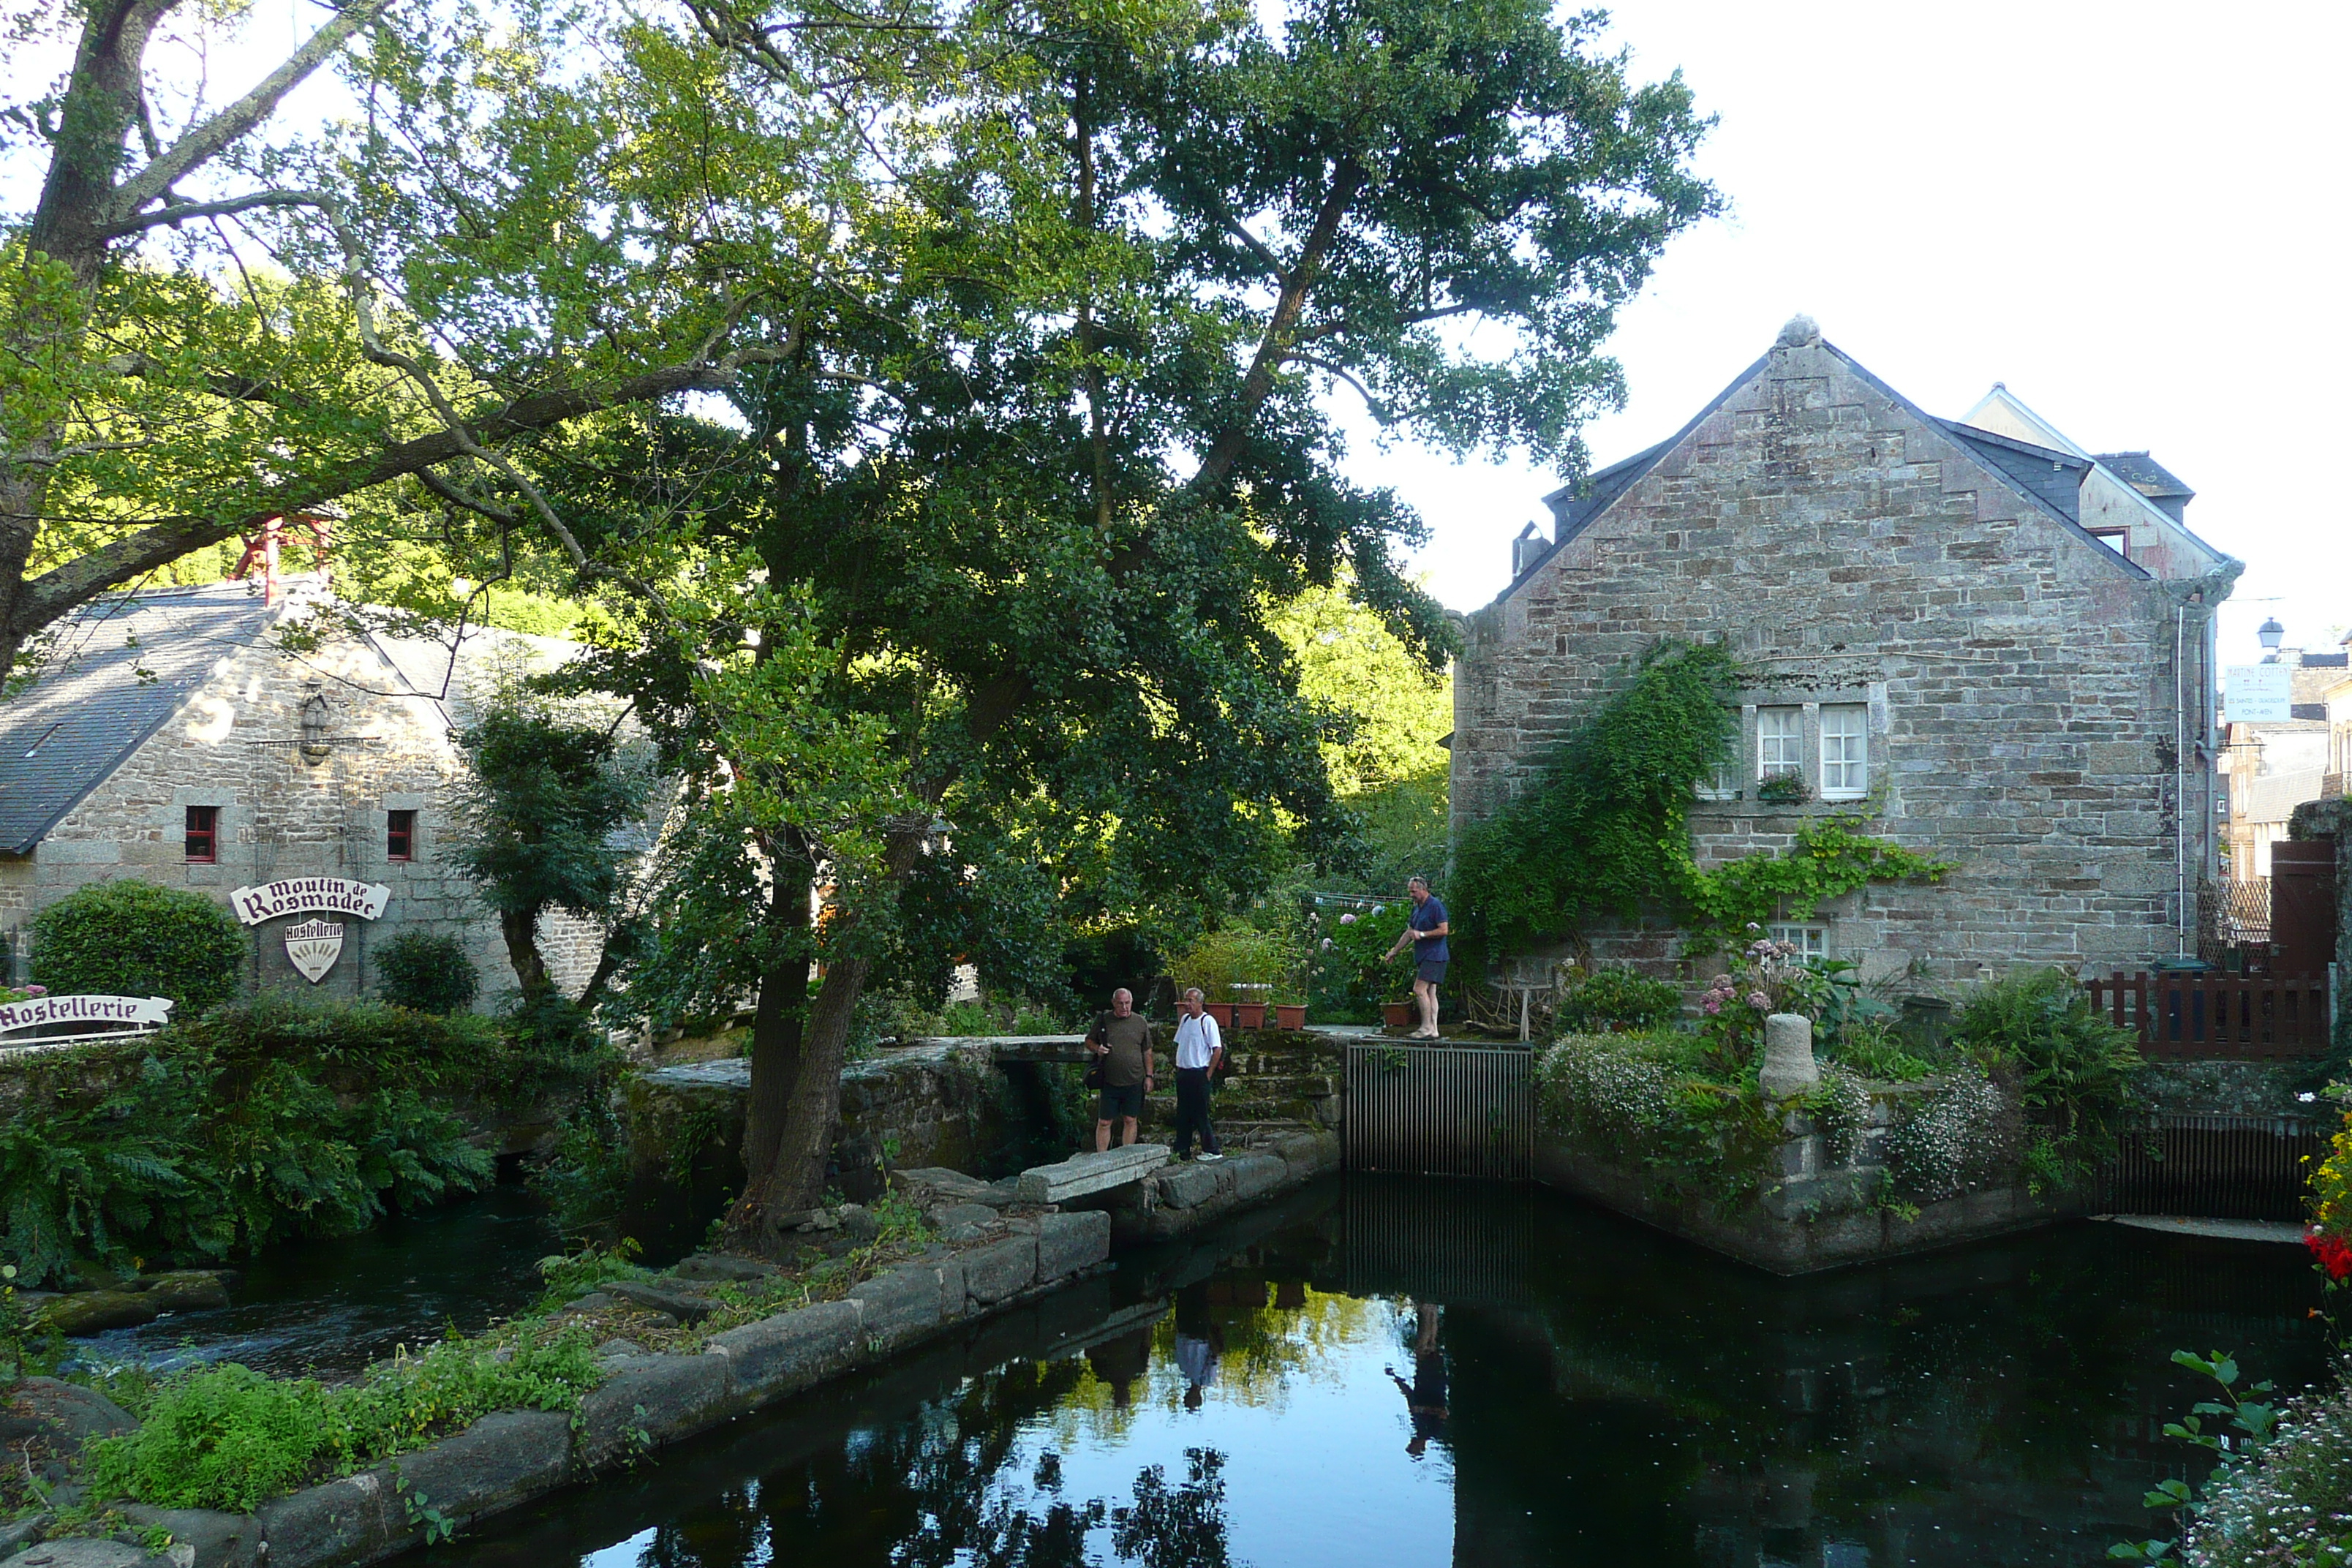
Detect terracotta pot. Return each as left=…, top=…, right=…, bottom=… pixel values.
left=1382, top=1002, right=1413, bottom=1031
left=1236, top=1002, right=1268, bottom=1030
left=1275, top=1004, right=1307, bottom=1030
left=1205, top=1002, right=1236, bottom=1028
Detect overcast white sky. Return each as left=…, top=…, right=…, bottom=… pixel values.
left=9, top=1, right=2345, bottom=666
left=1365, top=1, right=2351, bottom=669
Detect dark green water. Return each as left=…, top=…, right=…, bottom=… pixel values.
left=69, top=1180, right=570, bottom=1379
left=423, top=1179, right=2328, bottom=1568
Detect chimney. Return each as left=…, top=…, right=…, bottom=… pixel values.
left=1512, top=522, right=1549, bottom=577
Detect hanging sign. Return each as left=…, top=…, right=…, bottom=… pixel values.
left=228, top=877, right=391, bottom=926
left=283, top=919, right=346, bottom=984
left=2224, top=665, right=2293, bottom=725
left=0, top=994, right=174, bottom=1045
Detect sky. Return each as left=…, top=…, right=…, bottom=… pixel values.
left=7, top=1, right=2345, bottom=666
left=1357, top=1, right=2352, bottom=667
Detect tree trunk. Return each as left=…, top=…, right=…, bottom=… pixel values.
left=734, top=821, right=927, bottom=1237
left=720, top=858, right=816, bottom=1247
left=498, top=906, right=551, bottom=997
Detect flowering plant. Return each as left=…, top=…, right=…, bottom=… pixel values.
left=0, top=985, right=46, bottom=1005
left=1695, top=927, right=1831, bottom=1070
left=1311, top=900, right=1410, bottom=1019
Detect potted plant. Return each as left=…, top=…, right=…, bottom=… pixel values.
left=1233, top=986, right=1270, bottom=1030
left=1382, top=1000, right=1414, bottom=1032
left=1275, top=1001, right=1308, bottom=1031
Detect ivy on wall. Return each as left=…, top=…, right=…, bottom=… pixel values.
left=1452, top=641, right=1948, bottom=968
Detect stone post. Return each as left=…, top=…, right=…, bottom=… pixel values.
left=1758, top=1013, right=1819, bottom=1098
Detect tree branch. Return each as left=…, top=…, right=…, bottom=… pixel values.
left=1283, top=351, right=1389, bottom=423
left=102, top=188, right=341, bottom=238
left=110, top=0, right=394, bottom=219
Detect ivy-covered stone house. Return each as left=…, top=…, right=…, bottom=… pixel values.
left=0, top=576, right=608, bottom=1004
left=1451, top=316, right=2240, bottom=983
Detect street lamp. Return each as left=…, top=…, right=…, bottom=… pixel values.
left=2258, top=617, right=2285, bottom=655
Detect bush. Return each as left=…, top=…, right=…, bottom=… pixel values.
left=1168, top=924, right=1294, bottom=1005
left=0, top=997, right=612, bottom=1286
left=374, top=932, right=479, bottom=1015
left=1950, top=967, right=2142, bottom=1162
left=87, top=1326, right=601, bottom=1512
left=30, top=881, right=245, bottom=1011
left=1534, top=1033, right=1785, bottom=1207
left=1557, top=968, right=1681, bottom=1033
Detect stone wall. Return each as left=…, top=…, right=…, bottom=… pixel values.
left=1453, top=327, right=2232, bottom=986
left=0, top=621, right=606, bottom=1008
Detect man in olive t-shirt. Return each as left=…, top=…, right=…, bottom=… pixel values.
left=1090, top=987, right=1156, bottom=1151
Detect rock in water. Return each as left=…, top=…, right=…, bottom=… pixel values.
left=35, top=1291, right=161, bottom=1338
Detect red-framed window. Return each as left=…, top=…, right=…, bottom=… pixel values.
left=386, top=810, right=416, bottom=862
left=185, top=805, right=219, bottom=864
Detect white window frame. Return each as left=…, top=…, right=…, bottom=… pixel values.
left=1819, top=704, right=1869, bottom=800
left=1767, top=923, right=1829, bottom=962
left=1757, top=706, right=1802, bottom=782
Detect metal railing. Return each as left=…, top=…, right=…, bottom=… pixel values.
left=2084, top=970, right=2332, bottom=1059
left=1343, top=1041, right=1535, bottom=1180
left=2099, top=1112, right=2326, bottom=1221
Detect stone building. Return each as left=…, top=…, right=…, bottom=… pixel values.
left=0, top=576, right=607, bottom=1004
left=2219, top=639, right=2348, bottom=881
left=1452, top=317, right=2240, bottom=982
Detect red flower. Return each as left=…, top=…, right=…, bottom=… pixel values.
left=2306, top=1229, right=2352, bottom=1281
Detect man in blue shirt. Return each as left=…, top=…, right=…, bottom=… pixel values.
left=1384, top=875, right=1450, bottom=1039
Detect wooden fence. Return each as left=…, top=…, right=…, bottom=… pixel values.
left=2084, top=971, right=2334, bottom=1060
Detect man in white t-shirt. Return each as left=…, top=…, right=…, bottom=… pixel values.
left=1171, top=987, right=1226, bottom=1162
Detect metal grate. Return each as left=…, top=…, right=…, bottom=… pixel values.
left=2098, top=1112, right=2326, bottom=1221
left=1343, top=1042, right=1534, bottom=1180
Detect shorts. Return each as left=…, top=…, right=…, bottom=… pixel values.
left=1098, top=1082, right=1144, bottom=1122
left=1415, top=959, right=1450, bottom=986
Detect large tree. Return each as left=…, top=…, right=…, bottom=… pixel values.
left=0, top=0, right=942, bottom=679
left=516, top=0, right=1717, bottom=1240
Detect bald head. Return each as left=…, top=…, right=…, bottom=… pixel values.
left=1111, top=987, right=1134, bottom=1017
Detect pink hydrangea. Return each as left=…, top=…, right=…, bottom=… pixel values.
left=1746, top=991, right=1770, bottom=1010
left=23, top=984, right=45, bottom=997
left=1702, top=995, right=1722, bottom=1016
left=1339, top=913, right=1356, bottom=925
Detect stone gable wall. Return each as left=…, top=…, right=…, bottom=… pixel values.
left=1453, top=337, right=2227, bottom=984
left=0, top=631, right=605, bottom=1006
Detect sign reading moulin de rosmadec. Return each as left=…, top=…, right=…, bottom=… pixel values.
left=229, top=877, right=391, bottom=927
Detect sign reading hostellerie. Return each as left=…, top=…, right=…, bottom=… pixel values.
left=229, top=878, right=391, bottom=926
left=0, top=994, right=174, bottom=1037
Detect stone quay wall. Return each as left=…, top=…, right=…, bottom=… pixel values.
left=1453, top=333, right=2231, bottom=987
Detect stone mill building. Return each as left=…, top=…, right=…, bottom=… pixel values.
left=0, top=575, right=609, bottom=1004
left=1451, top=316, right=2240, bottom=982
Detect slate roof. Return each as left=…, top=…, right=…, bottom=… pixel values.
left=1509, top=338, right=2149, bottom=603
left=0, top=581, right=279, bottom=853
left=2095, top=451, right=2195, bottom=502
left=1934, top=423, right=2091, bottom=525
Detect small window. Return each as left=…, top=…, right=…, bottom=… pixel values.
left=1820, top=704, right=1869, bottom=799
left=185, top=805, right=218, bottom=864
left=1768, top=923, right=1828, bottom=962
left=2088, top=527, right=2130, bottom=559
left=386, top=810, right=416, bottom=863
left=1695, top=755, right=1740, bottom=802
left=1757, top=707, right=1802, bottom=780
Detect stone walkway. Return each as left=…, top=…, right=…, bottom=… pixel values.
left=2092, top=1213, right=2307, bottom=1245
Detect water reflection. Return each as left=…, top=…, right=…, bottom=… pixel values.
left=443, top=1179, right=2323, bottom=1568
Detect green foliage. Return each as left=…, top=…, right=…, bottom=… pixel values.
left=29, top=881, right=245, bottom=1011
left=1452, top=642, right=1741, bottom=966
left=0, top=998, right=607, bottom=1286
left=531, top=1237, right=650, bottom=1313
left=1535, top=1033, right=1789, bottom=1210
left=1342, top=769, right=1451, bottom=902
left=1168, top=925, right=1294, bottom=1003
left=2107, top=1349, right=2316, bottom=1564
left=1684, top=823, right=1950, bottom=946
left=1951, top=968, right=2144, bottom=1167
left=1556, top=969, right=1682, bottom=1033
left=1270, top=582, right=1452, bottom=800
left=1308, top=900, right=1411, bottom=1020
left=447, top=682, right=652, bottom=995
left=0, top=1263, right=63, bottom=1382
left=85, top=1327, right=602, bottom=1514
left=372, top=932, right=479, bottom=1016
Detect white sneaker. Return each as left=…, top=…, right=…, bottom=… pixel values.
left=1197, top=1152, right=1225, bottom=1162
